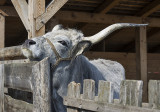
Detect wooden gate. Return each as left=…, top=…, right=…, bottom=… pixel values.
left=0, top=58, right=52, bottom=112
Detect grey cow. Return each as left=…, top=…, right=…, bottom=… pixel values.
left=22, top=23, right=147, bottom=112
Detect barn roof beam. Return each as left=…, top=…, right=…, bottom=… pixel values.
left=2, top=7, right=160, bottom=28
left=94, top=0, right=122, bottom=14
left=54, top=11, right=160, bottom=27
left=136, top=0, right=160, bottom=18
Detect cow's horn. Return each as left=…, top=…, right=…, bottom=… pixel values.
left=83, top=23, right=148, bottom=44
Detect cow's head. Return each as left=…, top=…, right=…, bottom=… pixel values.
left=22, top=23, right=147, bottom=63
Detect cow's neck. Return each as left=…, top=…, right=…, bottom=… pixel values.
left=52, top=55, right=102, bottom=97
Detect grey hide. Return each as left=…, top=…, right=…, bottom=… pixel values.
left=21, top=23, right=147, bottom=112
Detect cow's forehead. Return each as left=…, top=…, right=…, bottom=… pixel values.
left=43, top=28, right=84, bottom=45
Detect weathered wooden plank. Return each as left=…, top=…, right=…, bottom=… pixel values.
left=0, top=64, right=4, bottom=112
left=28, top=0, right=45, bottom=38
left=0, top=59, right=29, bottom=64
left=32, top=57, right=52, bottom=112
left=119, top=80, right=143, bottom=107
left=36, top=0, right=68, bottom=30
left=3, top=62, right=36, bottom=92
left=54, top=11, right=160, bottom=27
left=98, top=80, right=113, bottom=103
left=136, top=26, right=148, bottom=102
left=142, top=103, right=153, bottom=108
left=64, top=97, right=160, bottom=112
left=2, top=6, right=160, bottom=28
left=148, top=80, right=160, bottom=109
left=66, top=81, right=81, bottom=112
left=4, top=95, right=33, bottom=112
left=11, top=0, right=30, bottom=31
left=83, top=79, right=95, bottom=100
left=0, top=14, right=5, bottom=49
left=0, top=46, right=23, bottom=60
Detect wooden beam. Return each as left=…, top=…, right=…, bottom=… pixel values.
left=0, top=14, right=5, bottom=48
left=36, top=0, right=68, bottom=31
left=3, top=63, right=35, bottom=92
left=2, top=7, right=160, bottom=28
left=0, top=46, right=23, bottom=60
left=135, top=26, right=147, bottom=102
left=54, top=11, right=160, bottom=27
left=0, top=0, right=6, bottom=5
left=11, top=0, right=30, bottom=31
left=95, top=0, right=122, bottom=14
left=136, top=0, right=160, bottom=18
left=28, top=0, right=45, bottom=38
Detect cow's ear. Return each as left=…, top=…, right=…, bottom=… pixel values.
left=52, top=24, right=63, bottom=31
left=71, top=41, right=92, bottom=58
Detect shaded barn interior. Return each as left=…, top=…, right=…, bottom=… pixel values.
left=1, top=0, right=160, bottom=102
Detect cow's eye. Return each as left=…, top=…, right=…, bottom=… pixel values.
left=58, top=40, right=68, bottom=47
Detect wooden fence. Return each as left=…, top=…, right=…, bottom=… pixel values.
left=0, top=58, right=52, bottom=112
left=64, top=80, right=160, bottom=112
left=0, top=57, right=160, bottom=112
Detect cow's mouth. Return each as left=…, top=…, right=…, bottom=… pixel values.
left=22, top=48, right=33, bottom=59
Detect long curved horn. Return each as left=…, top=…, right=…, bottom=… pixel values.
left=83, top=23, right=148, bottom=44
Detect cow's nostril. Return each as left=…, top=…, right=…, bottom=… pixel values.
left=28, top=40, right=36, bottom=45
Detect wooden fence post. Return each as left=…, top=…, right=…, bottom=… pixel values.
left=66, top=81, right=81, bottom=112
left=119, top=80, right=143, bottom=107
left=32, top=58, right=52, bottom=112
left=0, top=64, right=4, bottom=112
left=148, top=80, right=160, bottom=109
left=83, top=79, right=95, bottom=100
left=98, top=80, right=113, bottom=103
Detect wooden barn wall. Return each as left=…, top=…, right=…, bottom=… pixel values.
left=85, top=52, right=160, bottom=81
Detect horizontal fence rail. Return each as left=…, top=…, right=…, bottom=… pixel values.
left=64, top=80, right=160, bottom=112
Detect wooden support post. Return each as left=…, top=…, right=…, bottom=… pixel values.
left=0, top=64, right=4, bottom=112
left=66, top=81, right=80, bottom=112
left=28, top=0, right=45, bottom=38
left=0, top=14, right=5, bottom=48
left=135, top=26, right=148, bottom=102
left=98, top=80, right=113, bottom=103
